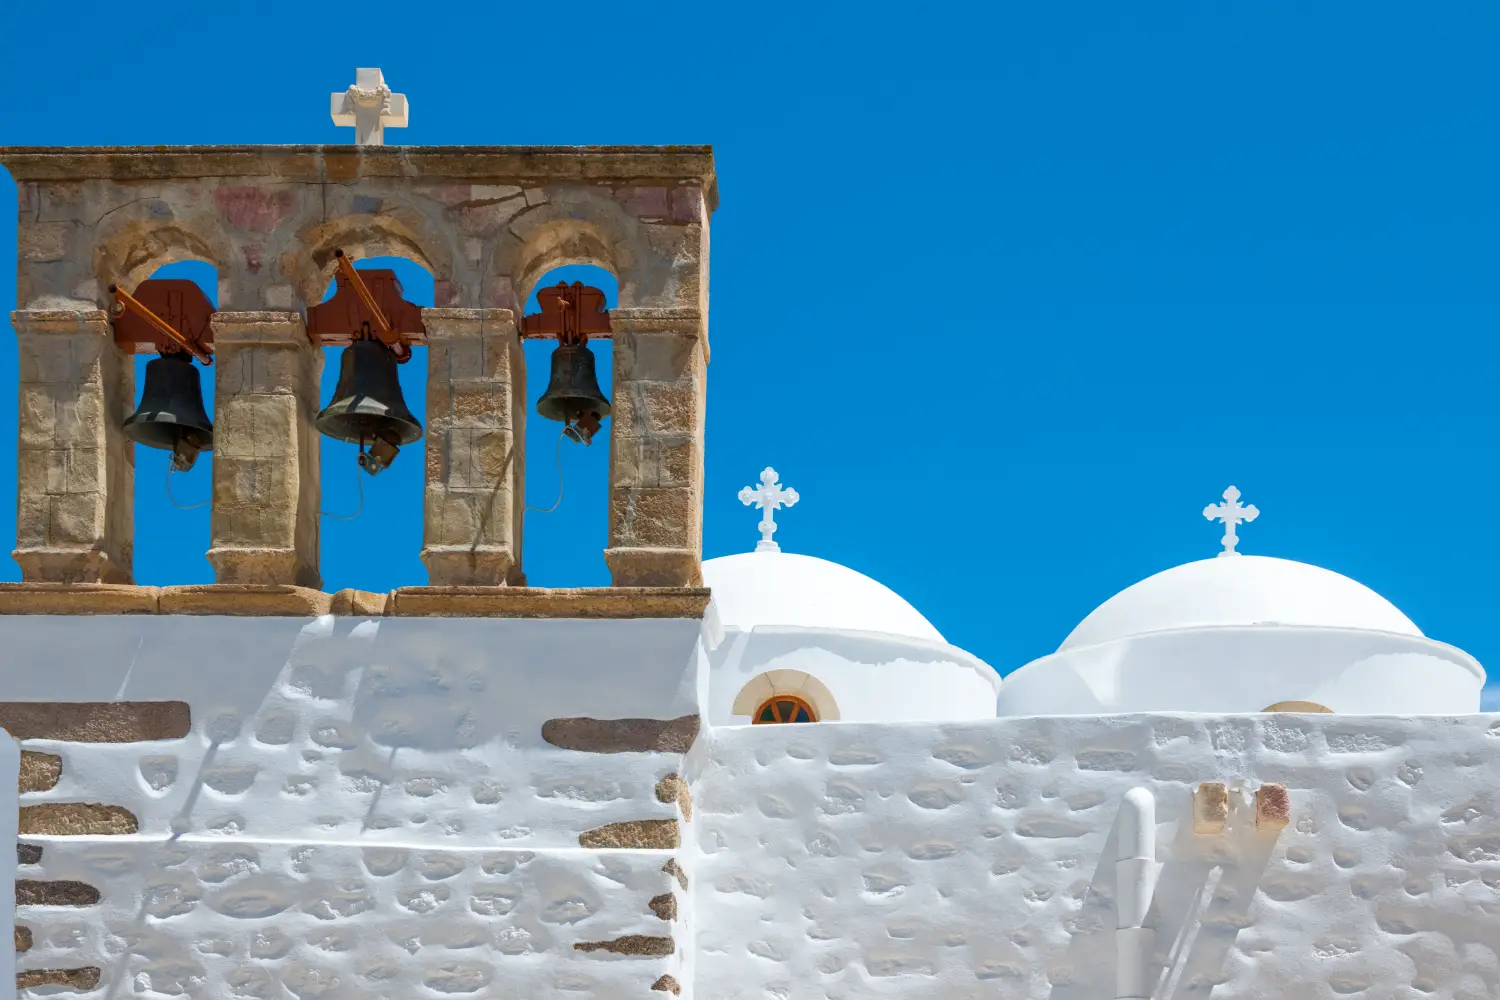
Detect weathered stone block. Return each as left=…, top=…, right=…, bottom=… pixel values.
left=603, top=547, right=703, bottom=588
left=18, top=751, right=61, bottom=793
left=0, top=701, right=189, bottom=741
left=1194, top=781, right=1229, bottom=834
left=18, top=221, right=72, bottom=262
left=543, top=716, right=701, bottom=754
left=19, top=803, right=137, bottom=836
left=1256, top=783, right=1291, bottom=830
left=609, top=488, right=699, bottom=549
left=17, top=968, right=102, bottom=991
left=574, top=935, right=675, bottom=957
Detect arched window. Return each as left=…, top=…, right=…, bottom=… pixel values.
left=754, top=695, right=817, bottom=725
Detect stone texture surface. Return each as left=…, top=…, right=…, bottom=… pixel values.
left=207, top=312, right=322, bottom=587
left=16, top=967, right=101, bottom=991
left=661, top=858, right=687, bottom=890
left=0, top=583, right=158, bottom=614
left=421, top=309, right=526, bottom=586
left=1193, top=780, right=1229, bottom=834
left=655, top=772, right=693, bottom=820
left=648, top=892, right=677, bottom=921
left=10, top=310, right=134, bottom=584
left=329, top=588, right=390, bottom=616
left=18, top=803, right=137, bottom=836
left=16, top=844, right=41, bottom=865
left=0, top=701, right=190, bottom=741
left=579, top=820, right=680, bottom=849
left=542, top=715, right=701, bottom=754
left=652, top=973, right=682, bottom=994
left=573, top=935, right=675, bottom=957
left=1256, top=781, right=1291, bottom=830
left=605, top=309, right=706, bottom=588
left=157, top=584, right=332, bottom=616
left=14, top=926, right=32, bottom=953
left=390, top=587, right=710, bottom=619
left=14, top=880, right=101, bottom=906
left=17, top=751, right=61, bottom=793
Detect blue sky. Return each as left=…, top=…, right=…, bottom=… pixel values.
left=1, top=2, right=1497, bottom=709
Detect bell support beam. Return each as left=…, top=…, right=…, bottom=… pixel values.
left=420, top=308, right=527, bottom=586
left=604, top=308, right=706, bottom=588
left=206, top=312, right=323, bottom=588
left=10, top=310, right=135, bottom=583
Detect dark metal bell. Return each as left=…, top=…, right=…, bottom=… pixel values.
left=315, top=339, right=423, bottom=475
left=537, top=343, right=611, bottom=445
left=123, top=352, right=214, bottom=472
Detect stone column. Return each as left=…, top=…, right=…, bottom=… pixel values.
left=605, top=309, right=706, bottom=588
left=420, top=308, right=527, bottom=586
left=11, top=310, right=135, bottom=584
left=206, top=312, right=322, bottom=588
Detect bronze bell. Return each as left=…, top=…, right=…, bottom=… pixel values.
left=123, top=351, right=214, bottom=472
left=315, top=338, right=423, bottom=476
left=537, top=343, right=611, bottom=445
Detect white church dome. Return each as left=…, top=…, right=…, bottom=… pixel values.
left=1060, top=555, right=1422, bottom=652
left=703, top=551, right=945, bottom=643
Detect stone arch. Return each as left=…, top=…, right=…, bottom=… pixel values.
left=292, top=207, right=454, bottom=310
left=93, top=214, right=235, bottom=307
left=732, top=670, right=841, bottom=722
left=498, top=192, right=650, bottom=310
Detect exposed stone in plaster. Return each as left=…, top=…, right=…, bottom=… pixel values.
left=1257, top=782, right=1290, bottom=830
left=0, top=701, right=190, bottom=741
left=15, top=879, right=101, bottom=905
left=16, top=968, right=102, bottom=991
left=649, top=892, right=677, bottom=921
left=542, top=715, right=700, bottom=754
left=14, top=925, right=32, bottom=952
left=573, top=935, right=675, bottom=957
left=18, top=751, right=60, bottom=792
left=651, top=973, right=682, bottom=994
left=1194, top=781, right=1229, bottom=834
left=329, top=589, right=390, bottom=616
left=578, top=819, right=679, bottom=849
left=655, top=772, right=693, bottom=819
left=662, top=858, right=688, bottom=890
left=16, top=844, right=41, bottom=865
left=19, top=803, right=137, bottom=835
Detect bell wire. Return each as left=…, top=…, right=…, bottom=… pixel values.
left=164, top=465, right=211, bottom=510
left=522, top=427, right=569, bottom=518
left=320, top=456, right=366, bottom=521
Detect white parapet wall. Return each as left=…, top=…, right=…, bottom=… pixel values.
left=1, top=729, right=15, bottom=1000
left=4, top=614, right=707, bottom=999
left=690, top=713, right=1500, bottom=999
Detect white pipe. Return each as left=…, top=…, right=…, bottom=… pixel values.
left=1116, top=787, right=1160, bottom=1000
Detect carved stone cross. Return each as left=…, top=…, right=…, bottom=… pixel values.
left=739, top=468, right=799, bottom=553
left=330, top=69, right=408, bottom=146
left=1203, top=485, right=1259, bottom=557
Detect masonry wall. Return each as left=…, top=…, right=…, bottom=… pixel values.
left=691, top=714, right=1500, bottom=1000
left=5, top=615, right=707, bottom=998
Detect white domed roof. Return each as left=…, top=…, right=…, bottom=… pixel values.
left=703, top=551, right=944, bottom=643
left=1060, top=555, right=1421, bottom=652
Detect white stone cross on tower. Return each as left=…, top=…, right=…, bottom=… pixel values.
left=1203, top=485, right=1259, bottom=557
left=739, top=468, right=799, bottom=553
left=330, top=69, right=409, bottom=146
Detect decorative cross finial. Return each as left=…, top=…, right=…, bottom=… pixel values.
left=330, top=69, right=409, bottom=145
left=738, top=468, right=799, bottom=553
left=1203, top=485, right=1259, bottom=557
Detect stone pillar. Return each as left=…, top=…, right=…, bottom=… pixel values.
left=11, top=310, right=134, bottom=584
left=420, top=308, right=527, bottom=586
left=605, top=309, right=706, bottom=588
left=206, top=312, right=322, bottom=587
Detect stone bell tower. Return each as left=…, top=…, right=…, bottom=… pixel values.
left=1, top=143, right=716, bottom=607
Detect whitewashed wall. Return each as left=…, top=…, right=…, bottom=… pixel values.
left=691, top=714, right=1500, bottom=1000
left=1, top=729, right=15, bottom=1000
left=7, top=615, right=704, bottom=998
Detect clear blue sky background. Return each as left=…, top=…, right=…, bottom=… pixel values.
left=1, top=2, right=1497, bottom=709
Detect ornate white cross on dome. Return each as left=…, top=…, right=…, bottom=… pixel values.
left=1203, top=485, right=1259, bottom=557
left=330, top=69, right=409, bottom=146
left=739, top=468, right=799, bottom=553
